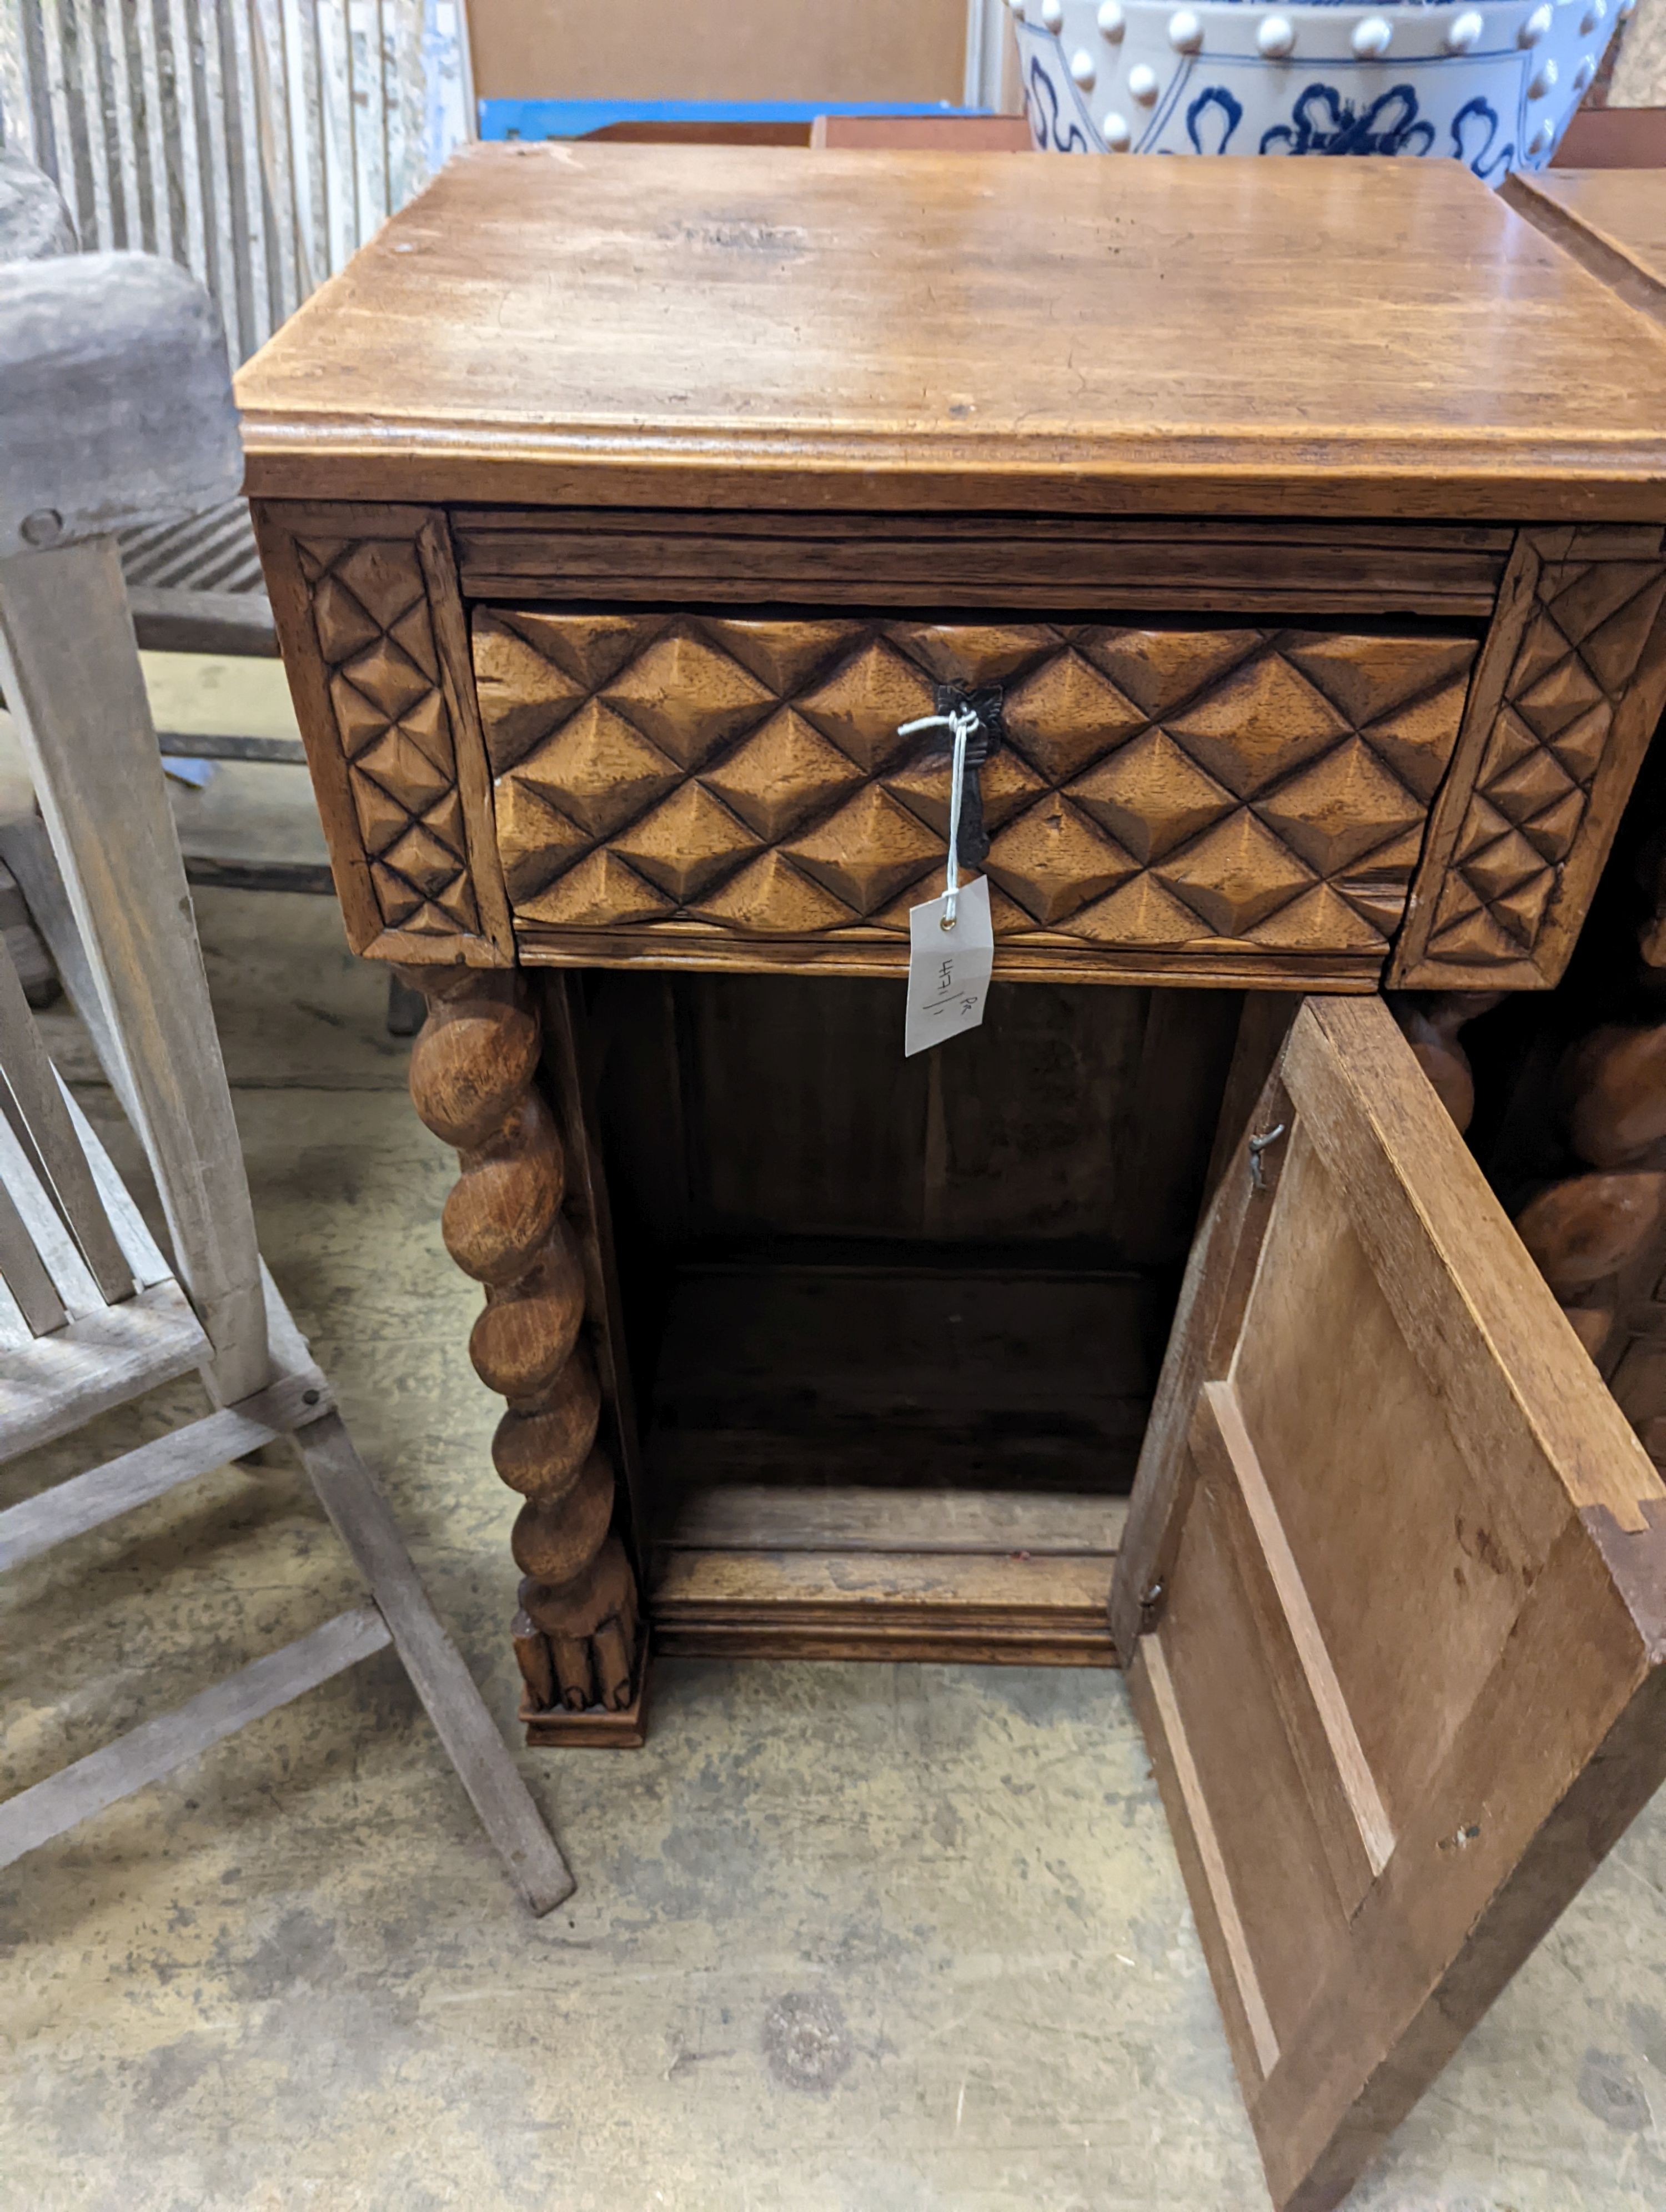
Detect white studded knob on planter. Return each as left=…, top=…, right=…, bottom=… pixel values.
left=1015, top=0, right=1598, bottom=178
left=1257, top=14, right=1296, bottom=58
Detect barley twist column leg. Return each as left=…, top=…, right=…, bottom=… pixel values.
left=1388, top=991, right=1505, bottom=1134
left=1514, top=1020, right=1666, bottom=1369
left=402, top=966, right=641, bottom=1725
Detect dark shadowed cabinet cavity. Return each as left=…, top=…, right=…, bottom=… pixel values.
left=239, top=147, right=1666, bottom=2209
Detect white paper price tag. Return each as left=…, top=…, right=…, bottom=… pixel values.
left=904, top=875, right=993, bottom=1056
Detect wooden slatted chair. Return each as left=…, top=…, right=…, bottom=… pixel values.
left=0, top=247, right=572, bottom=1914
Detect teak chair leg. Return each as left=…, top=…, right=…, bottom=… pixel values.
left=0, top=254, right=571, bottom=1914
left=288, top=1408, right=575, bottom=1913
left=0, top=1309, right=575, bottom=1912
left=0, top=545, right=574, bottom=1912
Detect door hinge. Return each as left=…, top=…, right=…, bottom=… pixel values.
left=1247, top=1122, right=1287, bottom=1193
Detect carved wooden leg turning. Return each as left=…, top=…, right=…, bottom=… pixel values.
left=1513, top=1017, right=1666, bottom=1378
left=402, top=964, right=646, bottom=1745
left=1401, top=822, right=1666, bottom=1456
left=1388, top=991, right=1504, bottom=1134
left=1501, top=859, right=1666, bottom=1382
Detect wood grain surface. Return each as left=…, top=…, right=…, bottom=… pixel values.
left=1505, top=169, right=1666, bottom=332
left=644, top=1264, right=1161, bottom=1497
left=651, top=1482, right=1126, bottom=1670
left=590, top=966, right=1237, bottom=1261
left=653, top=1544, right=1119, bottom=1666
left=235, top=146, right=1666, bottom=519
left=1118, top=996, right=1666, bottom=2210
left=0, top=540, right=272, bottom=1401
left=453, top=512, right=1509, bottom=616
left=660, top=1484, right=1126, bottom=1555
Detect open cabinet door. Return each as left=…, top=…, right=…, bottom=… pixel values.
left=1111, top=995, right=1666, bottom=2212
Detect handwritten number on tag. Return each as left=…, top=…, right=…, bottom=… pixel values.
left=905, top=876, right=993, bottom=1056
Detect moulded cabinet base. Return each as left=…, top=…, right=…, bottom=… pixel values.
left=648, top=1486, right=1126, bottom=1667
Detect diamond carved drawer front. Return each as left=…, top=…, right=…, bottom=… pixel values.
left=475, top=611, right=1479, bottom=969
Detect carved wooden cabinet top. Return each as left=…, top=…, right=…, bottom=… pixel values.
left=242, top=150, right=1666, bottom=994
left=236, top=146, right=1666, bottom=519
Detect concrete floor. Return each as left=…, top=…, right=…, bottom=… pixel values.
left=6, top=683, right=1666, bottom=2208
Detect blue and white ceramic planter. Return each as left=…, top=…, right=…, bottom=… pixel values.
left=1012, top=0, right=1628, bottom=180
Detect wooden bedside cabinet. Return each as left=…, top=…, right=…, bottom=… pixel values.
left=239, top=147, right=1666, bottom=2211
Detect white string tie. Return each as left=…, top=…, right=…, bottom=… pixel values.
left=897, top=703, right=982, bottom=929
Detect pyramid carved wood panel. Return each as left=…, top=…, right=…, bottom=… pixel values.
left=1394, top=525, right=1666, bottom=989
left=475, top=610, right=1478, bottom=982
left=254, top=502, right=511, bottom=968
left=299, top=535, right=483, bottom=941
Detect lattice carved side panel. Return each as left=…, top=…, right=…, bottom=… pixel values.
left=1399, top=527, right=1666, bottom=987
left=298, top=536, right=485, bottom=943
left=476, top=611, right=1480, bottom=970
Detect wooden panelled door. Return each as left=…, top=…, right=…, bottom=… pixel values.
left=1111, top=995, right=1666, bottom=2212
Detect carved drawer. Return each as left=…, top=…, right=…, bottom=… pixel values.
left=255, top=506, right=1666, bottom=993
left=475, top=607, right=1478, bottom=988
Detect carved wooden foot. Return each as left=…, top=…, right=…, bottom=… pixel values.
left=402, top=964, right=644, bottom=1731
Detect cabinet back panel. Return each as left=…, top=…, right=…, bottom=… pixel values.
left=595, top=972, right=1242, bottom=1261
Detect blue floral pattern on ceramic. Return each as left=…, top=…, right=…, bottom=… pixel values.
left=1029, top=56, right=1091, bottom=148
left=1012, top=0, right=1623, bottom=183
left=1451, top=93, right=1517, bottom=175
left=1185, top=84, right=1245, bottom=149
left=1259, top=82, right=1437, bottom=154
